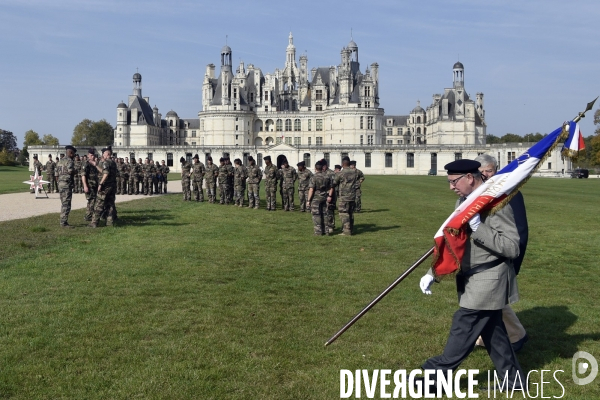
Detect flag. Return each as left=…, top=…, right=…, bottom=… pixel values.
left=562, top=121, right=585, bottom=157
left=432, top=122, right=574, bottom=277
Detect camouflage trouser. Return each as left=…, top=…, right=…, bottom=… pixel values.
left=157, top=177, right=163, bottom=194
left=282, top=186, right=295, bottom=211
left=74, top=175, right=82, bottom=193
left=219, top=183, right=230, bottom=204
left=92, top=184, right=116, bottom=225
left=129, top=175, right=140, bottom=195
left=298, top=188, right=308, bottom=211
left=205, top=181, right=216, bottom=203
left=355, top=188, right=362, bottom=211
left=193, top=179, right=204, bottom=201
left=227, top=180, right=234, bottom=203
left=153, top=176, right=158, bottom=194
left=326, top=195, right=336, bottom=232
left=311, top=199, right=327, bottom=235
left=58, top=184, right=73, bottom=226
left=182, top=178, right=191, bottom=200
left=265, top=185, right=277, bottom=210
left=47, top=174, right=56, bottom=193
left=163, top=175, right=168, bottom=193
left=120, top=175, right=128, bottom=195
left=116, top=176, right=122, bottom=194
left=234, top=185, right=245, bottom=206
left=338, top=201, right=355, bottom=235
left=84, top=185, right=98, bottom=220
left=143, top=176, right=153, bottom=195
left=247, top=183, right=260, bottom=208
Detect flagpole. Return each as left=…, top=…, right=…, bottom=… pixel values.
left=324, top=247, right=434, bottom=346
left=573, top=97, right=598, bottom=123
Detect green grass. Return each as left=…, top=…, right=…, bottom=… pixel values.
left=0, top=165, right=34, bottom=194
left=0, top=177, right=599, bottom=399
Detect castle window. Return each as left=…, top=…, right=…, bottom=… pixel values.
left=387, top=128, right=392, bottom=135
left=323, top=153, right=330, bottom=164
left=365, top=101, right=370, bottom=108
left=201, top=120, right=204, bottom=130
left=257, top=153, right=263, bottom=167
left=308, top=137, right=312, bottom=145
left=398, top=140, right=402, bottom=144
left=316, top=119, right=323, bottom=131
left=294, top=137, right=301, bottom=145
left=365, top=153, right=371, bottom=168
left=387, top=140, right=392, bottom=144
left=294, top=119, right=301, bottom=131
left=365, top=86, right=371, bottom=97
left=285, top=137, right=292, bottom=145
left=316, top=137, right=323, bottom=145
left=316, top=104, right=323, bottom=111
left=360, top=116, right=364, bottom=129
left=292, top=100, right=297, bottom=111
left=316, top=90, right=323, bottom=100
left=367, top=116, right=374, bottom=129
left=264, top=92, right=269, bottom=101
left=250, top=93, right=254, bottom=102
left=276, top=137, right=282, bottom=144
left=192, top=130, right=196, bottom=137
left=407, top=153, right=415, bottom=168
left=385, top=153, right=393, bottom=168
left=233, top=104, right=237, bottom=110
left=360, top=135, right=363, bottom=145
left=265, top=106, right=268, bottom=112
left=304, top=153, right=311, bottom=165
left=455, top=153, right=462, bottom=161
left=308, top=120, right=312, bottom=131
left=276, top=119, right=283, bottom=131
left=367, top=135, right=374, bottom=145
left=234, top=88, right=237, bottom=98
left=285, top=119, right=292, bottom=131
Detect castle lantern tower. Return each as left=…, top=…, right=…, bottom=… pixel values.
left=453, top=61, right=464, bottom=89
left=133, top=71, right=142, bottom=97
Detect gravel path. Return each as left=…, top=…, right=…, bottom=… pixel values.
left=0, top=181, right=183, bottom=222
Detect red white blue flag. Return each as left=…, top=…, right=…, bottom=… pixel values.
left=563, top=121, right=586, bottom=156
left=432, top=122, right=575, bottom=276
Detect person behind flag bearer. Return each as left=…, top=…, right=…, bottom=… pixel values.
left=474, top=154, right=529, bottom=353
left=418, top=159, right=524, bottom=391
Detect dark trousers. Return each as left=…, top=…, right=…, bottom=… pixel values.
left=422, top=307, right=524, bottom=387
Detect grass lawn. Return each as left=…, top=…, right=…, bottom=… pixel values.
left=0, top=176, right=598, bottom=399
left=0, top=165, right=34, bottom=194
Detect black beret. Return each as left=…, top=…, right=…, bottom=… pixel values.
left=193, top=154, right=199, bottom=159
left=88, top=148, right=96, bottom=155
left=315, top=161, right=323, bottom=168
left=101, top=146, right=111, bottom=153
left=248, top=156, right=254, bottom=162
left=341, top=156, right=350, bottom=163
left=321, top=158, right=328, bottom=165
left=263, top=155, right=271, bottom=161
left=33, top=155, right=38, bottom=159
left=65, top=145, right=77, bottom=152
left=219, top=157, right=224, bottom=162
left=349, top=160, right=357, bottom=166
left=180, top=156, right=185, bottom=163
left=297, top=161, right=305, bottom=167
left=444, top=159, right=481, bottom=175
left=334, top=165, right=342, bottom=170
left=48, top=154, right=52, bottom=157
left=207, top=156, right=213, bottom=161
left=234, top=158, right=241, bottom=164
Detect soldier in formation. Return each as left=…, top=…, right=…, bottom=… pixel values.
left=263, top=156, right=278, bottom=211
left=218, top=157, right=232, bottom=205
left=44, top=154, right=57, bottom=193
left=226, top=157, right=235, bottom=204
left=81, top=148, right=99, bottom=221
left=233, top=158, right=247, bottom=207
left=204, top=157, right=218, bottom=203
left=322, top=159, right=336, bottom=233
left=191, top=154, right=205, bottom=202
left=180, top=156, right=192, bottom=201
left=307, top=160, right=334, bottom=236
left=296, top=161, right=312, bottom=212
left=349, top=161, right=365, bottom=212
left=159, top=160, right=170, bottom=193
left=74, top=155, right=83, bottom=194
left=246, top=156, right=261, bottom=209
left=278, top=158, right=297, bottom=211
left=129, top=158, right=141, bottom=195
left=142, top=158, right=154, bottom=195
left=332, top=157, right=358, bottom=236
left=55, top=145, right=77, bottom=227
left=88, top=146, right=118, bottom=228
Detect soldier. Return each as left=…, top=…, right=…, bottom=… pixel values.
left=233, top=158, right=247, bottom=207
left=55, top=145, right=77, bottom=228
left=128, top=159, right=139, bottom=195
left=31, top=155, right=43, bottom=193
left=149, top=159, right=157, bottom=195
left=81, top=148, right=99, bottom=221
left=115, top=158, right=123, bottom=195
left=160, top=160, right=170, bottom=193
left=349, top=161, right=365, bottom=212
left=307, top=160, right=334, bottom=236
left=279, top=158, right=298, bottom=211
left=142, top=158, right=152, bottom=195
left=204, top=156, right=219, bottom=203
left=180, top=156, right=192, bottom=201
left=332, top=157, right=358, bottom=236
left=154, top=161, right=161, bottom=194
left=321, top=159, right=336, bottom=233
left=263, top=156, right=278, bottom=211
left=191, top=154, right=206, bottom=202
left=74, top=155, right=82, bottom=194
left=296, top=161, right=313, bottom=212
left=45, top=154, right=56, bottom=193
left=225, top=157, right=235, bottom=204
left=334, top=164, right=342, bottom=200
left=246, top=156, right=262, bottom=209
left=121, top=158, right=130, bottom=195
left=88, top=146, right=118, bottom=228
left=217, top=158, right=231, bottom=205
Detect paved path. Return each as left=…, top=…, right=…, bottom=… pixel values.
left=0, top=181, right=183, bottom=222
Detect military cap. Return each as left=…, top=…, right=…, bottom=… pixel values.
left=349, top=160, right=357, bottom=166
left=315, top=161, right=323, bottom=168
left=33, top=155, right=38, bottom=159
left=48, top=154, right=52, bottom=158
left=248, top=156, right=254, bottom=162
left=101, top=145, right=112, bottom=153
left=444, top=159, right=481, bottom=175
left=297, top=161, right=305, bottom=167
left=334, top=164, right=342, bottom=170
left=88, top=147, right=96, bottom=155
left=219, top=157, right=224, bottom=162
left=234, top=158, right=242, bottom=165
left=207, top=156, right=213, bottom=161
left=193, top=154, right=199, bottom=159
left=321, top=158, right=328, bottom=165
left=180, top=156, right=185, bottom=163
left=341, top=156, right=350, bottom=163
left=263, top=155, right=271, bottom=161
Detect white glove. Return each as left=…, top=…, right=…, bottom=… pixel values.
left=420, top=274, right=434, bottom=295
left=469, top=213, right=481, bottom=232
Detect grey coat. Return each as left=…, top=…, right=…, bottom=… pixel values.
left=430, top=196, right=521, bottom=310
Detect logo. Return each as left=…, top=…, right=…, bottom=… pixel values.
left=572, top=351, right=598, bottom=385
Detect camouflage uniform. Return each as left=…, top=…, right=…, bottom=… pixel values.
left=45, top=158, right=56, bottom=193
left=233, top=164, right=248, bottom=207
left=263, top=163, right=278, bottom=211
left=150, top=162, right=158, bottom=194
left=324, top=168, right=337, bottom=233
left=297, top=168, right=313, bottom=212
left=279, top=165, right=298, bottom=211
left=143, top=162, right=153, bottom=195
left=160, top=164, right=170, bottom=193
left=204, top=163, right=219, bottom=203
left=246, top=163, right=262, bottom=209
left=192, top=161, right=206, bottom=202
left=129, top=161, right=141, bottom=195
left=181, top=161, right=192, bottom=201
left=226, top=162, right=235, bottom=204
left=74, top=158, right=82, bottom=193
left=308, top=171, right=333, bottom=235
left=355, top=168, right=365, bottom=212
left=32, top=159, right=43, bottom=193
left=91, top=157, right=118, bottom=226
left=218, top=164, right=231, bottom=204
left=332, top=168, right=358, bottom=235
left=121, top=162, right=129, bottom=195
left=82, top=159, right=99, bottom=221
left=56, top=156, right=75, bottom=226
left=116, top=160, right=123, bottom=194
left=153, top=162, right=161, bottom=193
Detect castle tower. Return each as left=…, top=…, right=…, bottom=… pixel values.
left=476, top=92, right=485, bottom=120
left=221, top=44, right=233, bottom=106
left=453, top=61, right=464, bottom=89
left=133, top=71, right=142, bottom=97
left=286, top=32, right=296, bottom=68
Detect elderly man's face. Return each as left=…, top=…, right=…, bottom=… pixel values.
left=448, top=173, right=476, bottom=197
left=479, top=164, right=497, bottom=181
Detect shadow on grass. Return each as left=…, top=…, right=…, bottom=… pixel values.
left=354, top=224, right=401, bottom=234
left=358, top=209, right=390, bottom=213
left=119, top=213, right=187, bottom=226
left=517, top=306, right=600, bottom=371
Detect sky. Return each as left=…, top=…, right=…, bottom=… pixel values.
left=1, top=0, right=599, bottom=146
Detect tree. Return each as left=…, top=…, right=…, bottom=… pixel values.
left=42, top=134, right=60, bottom=146
left=23, top=129, right=43, bottom=147
left=0, top=129, right=17, bottom=152
left=71, top=119, right=114, bottom=146
left=500, top=133, right=524, bottom=143
left=485, top=134, right=501, bottom=144
left=0, top=148, right=15, bottom=166
left=589, top=108, right=600, bottom=166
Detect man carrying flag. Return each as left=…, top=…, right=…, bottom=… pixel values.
left=419, top=159, right=524, bottom=390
